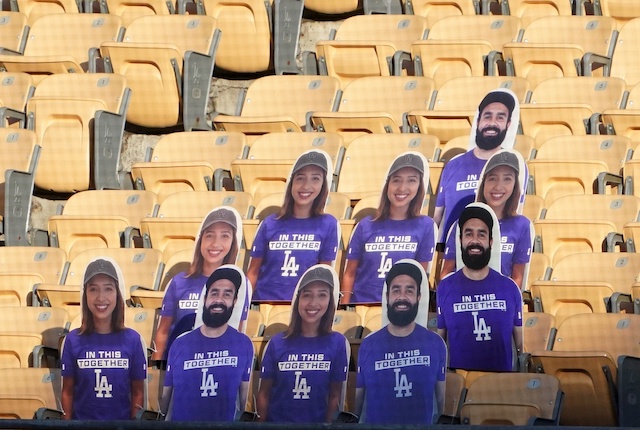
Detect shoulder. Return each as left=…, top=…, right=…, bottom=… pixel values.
left=227, top=326, right=253, bottom=345
left=318, top=213, right=338, bottom=223
left=361, top=326, right=387, bottom=346
left=169, top=272, right=194, bottom=286
left=328, top=330, right=347, bottom=345
left=505, top=214, right=532, bottom=228
left=415, top=325, right=446, bottom=346
left=121, top=328, right=145, bottom=343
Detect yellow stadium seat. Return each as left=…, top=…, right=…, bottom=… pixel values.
left=14, top=0, right=80, bottom=25
left=501, top=0, right=573, bottom=27
left=0, top=11, right=28, bottom=54
left=609, top=17, right=640, bottom=86
left=0, top=72, right=33, bottom=127
left=596, top=0, right=640, bottom=30
left=523, top=312, right=555, bottom=353
left=101, top=0, right=174, bottom=27
left=0, top=368, right=62, bottom=418
left=0, top=246, right=66, bottom=285
left=404, top=0, right=478, bottom=27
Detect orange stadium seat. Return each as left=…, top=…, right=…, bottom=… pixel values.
left=0, top=72, right=34, bottom=127
left=608, top=17, right=640, bottom=86
left=403, top=0, right=478, bottom=27
left=0, top=11, right=28, bottom=54
left=500, top=0, right=573, bottom=27
left=14, top=0, right=80, bottom=26
left=596, top=0, right=640, bottom=30
left=100, top=0, right=174, bottom=27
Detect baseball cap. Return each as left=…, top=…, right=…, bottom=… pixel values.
left=84, top=259, right=118, bottom=287
left=206, top=266, right=242, bottom=292
left=388, top=152, right=424, bottom=177
left=478, top=90, right=516, bottom=118
left=385, top=261, right=423, bottom=291
left=298, top=266, right=334, bottom=291
left=292, top=151, right=328, bottom=175
left=201, top=207, right=237, bottom=233
left=459, top=205, right=494, bottom=235
left=485, top=151, right=519, bottom=174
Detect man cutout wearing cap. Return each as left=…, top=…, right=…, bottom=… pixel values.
left=437, top=205, right=523, bottom=372
left=160, top=265, right=254, bottom=421
left=433, top=89, right=518, bottom=244
left=355, top=260, right=447, bottom=424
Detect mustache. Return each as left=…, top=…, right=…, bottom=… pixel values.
left=481, top=126, right=501, bottom=134
left=207, top=303, right=228, bottom=313
left=466, top=244, right=485, bottom=252
left=391, top=300, right=413, bottom=311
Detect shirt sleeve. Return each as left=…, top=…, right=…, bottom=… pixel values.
left=415, top=217, right=436, bottom=263
left=511, top=281, right=524, bottom=327
left=443, top=220, right=457, bottom=260
left=346, top=220, right=365, bottom=260
left=242, top=336, right=254, bottom=382
left=355, top=338, right=368, bottom=389
left=436, top=283, right=447, bottom=330
left=260, top=337, right=277, bottom=380
left=160, top=276, right=178, bottom=317
left=512, top=217, right=533, bottom=265
left=60, top=334, right=76, bottom=377
left=437, top=337, right=447, bottom=382
left=435, top=162, right=454, bottom=207
left=318, top=216, right=339, bottom=263
left=330, top=334, right=348, bottom=383
left=251, top=217, right=270, bottom=258
left=130, top=331, right=147, bottom=381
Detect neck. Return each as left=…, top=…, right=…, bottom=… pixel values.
left=300, top=321, right=320, bottom=337
left=388, top=205, right=408, bottom=220
left=293, top=204, right=312, bottom=219
left=202, top=262, right=220, bottom=277
left=93, top=318, right=112, bottom=334
left=200, top=323, right=228, bottom=338
left=388, top=321, right=416, bottom=337
left=473, top=145, right=501, bottom=160
left=462, top=265, right=491, bottom=281
left=493, top=205, right=506, bottom=219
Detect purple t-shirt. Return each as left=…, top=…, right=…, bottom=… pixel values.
left=347, top=215, right=436, bottom=304
left=437, top=269, right=523, bottom=372
left=436, top=151, right=487, bottom=242
left=260, top=331, right=348, bottom=423
left=160, top=272, right=207, bottom=333
left=251, top=214, right=339, bottom=302
left=61, top=328, right=147, bottom=420
left=357, top=325, right=447, bottom=425
left=444, top=215, right=532, bottom=277
left=164, top=327, right=253, bottom=422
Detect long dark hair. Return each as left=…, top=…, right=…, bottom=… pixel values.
left=477, top=168, right=521, bottom=219
left=187, top=224, right=239, bottom=278
left=284, top=285, right=336, bottom=338
left=372, top=168, right=425, bottom=221
left=79, top=279, right=125, bottom=335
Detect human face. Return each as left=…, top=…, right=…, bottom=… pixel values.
left=482, top=165, right=516, bottom=215
left=476, top=102, right=511, bottom=150
left=291, top=165, right=324, bottom=213
left=387, top=167, right=420, bottom=213
left=297, top=281, right=331, bottom=329
left=202, top=279, right=237, bottom=328
left=85, top=274, right=118, bottom=323
left=461, top=218, right=492, bottom=270
left=200, top=222, right=234, bottom=272
left=387, top=274, right=420, bottom=327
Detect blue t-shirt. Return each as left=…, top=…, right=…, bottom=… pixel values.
left=61, top=328, right=147, bottom=420
left=260, top=331, right=348, bottom=423
left=437, top=269, right=522, bottom=372
left=160, top=272, right=207, bottom=333
left=436, top=151, right=487, bottom=242
left=251, top=214, right=339, bottom=302
left=165, top=327, right=253, bottom=422
left=357, top=325, right=447, bottom=425
left=444, top=215, right=532, bottom=277
left=347, top=215, right=436, bottom=304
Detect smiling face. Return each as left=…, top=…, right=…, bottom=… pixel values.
left=461, top=218, right=492, bottom=270
left=386, top=166, right=421, bottom=213
left=291, top=165, right=325, bottom=215
left=200, top=222, right=234, bottom=273
left=297, top=281, right=331, bottom=330
left=202, top=279, right=237, bottom=328
left=476, top=102, right=511, bottom=150
left=482, top=165, right=516, bottom=217
left=85, top=274, right=118, bottom=324
left=386, top=274, right=420, bottom=327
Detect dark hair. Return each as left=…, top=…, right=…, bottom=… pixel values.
left=284, top=283, right=336, bottom=338
left=372, top=168, right=425, bottom=221
left=79, top=277, right=125, bottom=335
left=477, top=167, right=521, bottom=218
left=276, top=169, right=329, bottom=219
left=187, top=224, right=239, bottom=278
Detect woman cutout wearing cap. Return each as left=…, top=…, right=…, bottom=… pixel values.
left=152, top=206, right=242, bottom=361
left=340, top=152, right=437, bottom=305
left=256, top=265, right=348, bottom=423
left=60, top=258, right=147, bottom=420
left=440, top=150, right=532, bottom=288
left=247, top=150, right=339, bottom=302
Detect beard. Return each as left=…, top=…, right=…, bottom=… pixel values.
left=202, top=303, right=234, bottom=328
left=387, top=300, right=419, bottom=327
left=475, top=126, right=508, bottom=150
left=462, top=244, right=492, bottom=270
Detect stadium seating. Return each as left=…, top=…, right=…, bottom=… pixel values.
left=0, top=13, right=123, bottom=81
left=100, top=14, right=220, bottom=130
left=0, top=246, right=66, bottom=285
left=131, top=131, right=246, bottom=202
left=410, top=16, right=521, bottom=88
left=13, top=0, right=80, bottom=25
left=100, top=0, right=174, bottom=27
left=403, top=0, right=478, bottom=26
left=500, top=0, right=574, bottom=27
left=310, top=76, right=434, bottom=143
left=0, top=128, right=39, bottom=246
left=523, top=312, right=555, bottom=352
left=596, top=0, right=640, bottom=29
left=48, top=189, right=157, bottom=260
left=0, top=11, right=28, bottom=54
left=0, top=368, right=62, bottom=418
left=502, top=16, right=617, bottom=88
left=0, top=72, right=33, bottom=127
left=314, top=14, right=429, bottom=89
left=28, top=73, right=130, bottom=192
left=608, top=17, right=640, bottom=86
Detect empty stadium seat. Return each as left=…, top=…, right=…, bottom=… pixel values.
left=100, top=0, right=174, bottom=27
left=310, top=76, right=434, bottom=143
left=608, top=17, right=640, bottom=86
left=501, top=0, right=573, bottom=27
left=0, top=246, right=66, bottom=285
left=410, top=15, right=521, bottom=88
left=131, top=131, right=246, bottom=202
left=503, top=16, right=617, bottom=88
left=100, top=14, right=220, bottom=130
left=0, top=11, right=28, bottom=54
left=0, top=14, right=124, bottom=82
left=14, top=0, right=80, bottom=26
left=48, top=189, right=157, bottom=260
left=0, top=368, right=62, bottom=419
left=523, top=312, right=556, bottom=353
left=28, top=73, right=130, bottom=192
left=314, top=14, right=429, bottom=89
left=0, top=128, right=40, bottom=245
left=602, top=82, right=640, bottom=141
left=404, top=0, right=478, bottom=26
left=213, top=75, right=341, bottom=136
left=596, top=0, right=640, bottom=30
left=0, top=72, right=33, bottom=127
